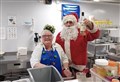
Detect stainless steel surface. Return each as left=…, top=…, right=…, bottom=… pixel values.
left=27, top=66, right=64, bottom=82
left=0, top=51, right=32, bottom=64
left=0, top=51, right=32, bottom=75
left=88, top=42, right=118, bottom=46
left=63, top=0, right=120, bottom=4
left=107, top=54, right=120, bottom=61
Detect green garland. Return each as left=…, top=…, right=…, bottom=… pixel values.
left=44, top=24, right=55, bottom=34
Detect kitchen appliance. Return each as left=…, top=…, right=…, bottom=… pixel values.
left=17, top=47, right=27, bottom=56
left=0, top=51, right=5, bottom=57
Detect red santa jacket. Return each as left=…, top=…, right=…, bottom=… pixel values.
left=55, top=29, right=100, bottom=65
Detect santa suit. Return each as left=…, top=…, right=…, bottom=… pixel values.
left=56, top=28, right=100, bottom=66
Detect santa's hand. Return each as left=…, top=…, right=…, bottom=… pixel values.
left=63, top=68, right=72, bottom=77
left=83, top=18, right=94, bottom=30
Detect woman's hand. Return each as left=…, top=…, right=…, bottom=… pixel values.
left=34, top=63, right=46, bottom=68
left=63, top=69, right=72, bottom=77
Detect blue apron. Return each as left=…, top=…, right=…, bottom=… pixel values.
left=40, top=48, right=62, bottom=74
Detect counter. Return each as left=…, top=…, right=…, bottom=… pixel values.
left=0, top=51, right=32, bottom=64
left=0, top=51, right=32, bottom=75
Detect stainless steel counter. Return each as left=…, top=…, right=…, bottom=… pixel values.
left=0, top=51, right=32, bottom=64
left=0, top=51, right=32, bottom=75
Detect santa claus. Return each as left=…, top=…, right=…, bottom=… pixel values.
left=55, top=13, right=100, bottom=71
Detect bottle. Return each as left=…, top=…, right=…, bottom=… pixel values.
left=79, top=12, right=86, bottom=35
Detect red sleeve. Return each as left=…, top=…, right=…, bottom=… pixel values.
left=85, top=29, right=100, bottom=41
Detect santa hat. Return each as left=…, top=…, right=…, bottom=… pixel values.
left=63, top=13, right=79, bottom=24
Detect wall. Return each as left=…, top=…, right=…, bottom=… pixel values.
left=118, top=5, right=120, bottom=42
left=119, top=5, right=120, bottom=26
left=0, top=0, right=120, bottom=52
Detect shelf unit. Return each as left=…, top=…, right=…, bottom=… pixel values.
left=87, top=27, right=119, bottom=68
left=88, top=42, right=118, bottom=59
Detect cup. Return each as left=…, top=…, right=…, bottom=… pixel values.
left=76, top=72, right=86, bottom=82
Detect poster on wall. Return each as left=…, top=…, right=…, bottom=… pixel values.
left=8, top=16, right=16, bottom=26
left=62, top=4, right=80, bottom=19
left=7, top=27, right=17, bottom=39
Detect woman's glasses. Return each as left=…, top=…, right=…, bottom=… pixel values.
left=42, top=35, right=52, bottom=38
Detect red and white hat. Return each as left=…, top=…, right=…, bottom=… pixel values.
left=63, top=13, right=79, bottom=24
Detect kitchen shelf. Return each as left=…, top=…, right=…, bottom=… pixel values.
left=106, top=54, right=120, bottom=61
left=88, top=42, right=118, bottom=46
left=87, top=27, right=119, bottom=68
left=99, top=27, right=118, bottom=30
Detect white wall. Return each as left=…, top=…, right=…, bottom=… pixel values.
left=0, top=0, right=120, bottom=52
left=119, top=5, right=120, bottom=42
left=119, top=5, right=120, bottom=26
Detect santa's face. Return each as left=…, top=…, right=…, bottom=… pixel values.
left=64, top=21, right=75, bottom=27
left=60, top=21, right=78, bottom=41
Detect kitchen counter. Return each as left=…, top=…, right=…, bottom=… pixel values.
left=12, top=78, right=78, bottom=82
left=0, top=51, right=32, bottom=64
left=0, top=51, right=32, bottom=75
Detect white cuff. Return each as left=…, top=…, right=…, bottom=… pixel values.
left=87, top=25, right=98, bottom=33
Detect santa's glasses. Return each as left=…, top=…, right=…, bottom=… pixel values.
left=65, top=21, right=73, bottom=24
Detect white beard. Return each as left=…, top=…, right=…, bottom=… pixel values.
left=60, top=25, right=78, bottom=41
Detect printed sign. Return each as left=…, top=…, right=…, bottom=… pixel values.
left=8, top=16, right=16, bottom=26
left=62, top=4, right=80, bottom=19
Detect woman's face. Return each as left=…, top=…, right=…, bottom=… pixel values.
left=41, top=30, right=53, bottom=46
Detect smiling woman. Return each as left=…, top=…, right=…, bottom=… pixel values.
left=30, top=24, right=72, bottom=77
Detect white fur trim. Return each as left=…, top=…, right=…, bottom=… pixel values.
left=64, top=40, right=71, bottom=60
left=76, top=65, right=86, bottom=71
left=60, top=25, right=78, bottom=41
left=63, top=15, right=77, bottom=24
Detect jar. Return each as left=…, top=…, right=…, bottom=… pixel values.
left=93, top=64, right=107, bottom=77
left=106, top=60, right=118, bottom=76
